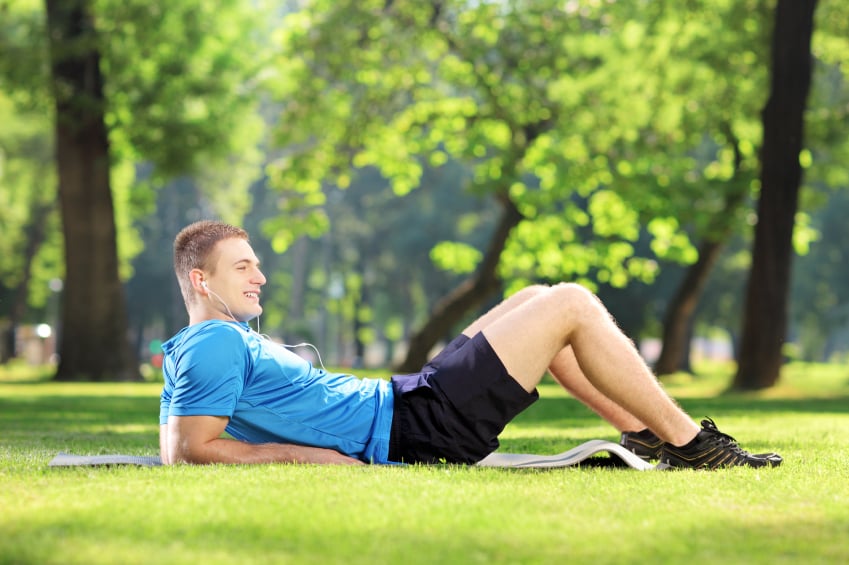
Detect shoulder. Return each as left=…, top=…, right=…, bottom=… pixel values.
left=171, top=320, right=250, bottom=351
left=164, top=321, right=254, bottom=372
left=166, top=322, right=254, bottom=387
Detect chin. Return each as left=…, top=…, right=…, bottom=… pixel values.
left=243, top=307, right=262, bottom=321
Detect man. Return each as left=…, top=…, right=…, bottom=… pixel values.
left=159, top=220, right=781, bottom=469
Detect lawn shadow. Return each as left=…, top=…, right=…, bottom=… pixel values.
left=0, top=394, right=160, bottom=454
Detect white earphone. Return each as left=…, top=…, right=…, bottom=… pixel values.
left=198, top=277, right=326, bottom=370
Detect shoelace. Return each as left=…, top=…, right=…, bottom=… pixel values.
left=701, top=418, right=750, bottom=454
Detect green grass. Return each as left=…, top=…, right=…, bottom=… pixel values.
left=2, top=362, right=848, bottom=564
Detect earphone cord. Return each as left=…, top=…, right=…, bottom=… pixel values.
left=281, top=341, right=327, bottom=372
left=256, top=324, right=328, bottom=372
left=205, top=285, right=238, bottom=323
left=205, top=285, right=327, bottom=371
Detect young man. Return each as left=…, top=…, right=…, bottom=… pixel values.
left=159, top=220, right=781, bottom=470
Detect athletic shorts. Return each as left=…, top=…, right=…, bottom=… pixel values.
left=387, top=332, right=539, bottom=464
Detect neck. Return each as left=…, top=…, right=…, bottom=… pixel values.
left=188, top=307, right=237, bottom=326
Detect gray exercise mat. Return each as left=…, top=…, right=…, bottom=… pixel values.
left=49, top=439, right=654, bottom=470
left=476, top=439, right=655, bottom=470
left=49, top=453, right=163, bottom=467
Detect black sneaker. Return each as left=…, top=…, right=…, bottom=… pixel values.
left=658, top=418, right=782, bottom=470
left=620, top=429, right=664, bottom=461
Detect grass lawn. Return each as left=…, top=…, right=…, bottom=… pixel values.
left=1, top=361, right=847, bottom=564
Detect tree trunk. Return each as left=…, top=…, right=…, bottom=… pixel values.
left=45, top=0, right=139, bottom=381
left=733, top=0, right=817, bottom=390
left=680, top=322, right=694, bottom=374
left=655, top=125, right=748, bottom=376
left=395, top=196, right=523, bottom=372
left=654, top=239, right=725, bottom=375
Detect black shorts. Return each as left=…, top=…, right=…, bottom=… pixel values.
left=387, top=332, right=539, bottom=464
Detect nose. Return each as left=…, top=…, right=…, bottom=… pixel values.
left=254, top=267, right=267, bottom=286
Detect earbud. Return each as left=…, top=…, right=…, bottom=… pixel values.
left=200, top=280, right=238, bottom=322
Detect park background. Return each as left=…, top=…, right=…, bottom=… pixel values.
left=1, top=1, right=848, bottom=391
left=2, top=2, right=848, bottom=564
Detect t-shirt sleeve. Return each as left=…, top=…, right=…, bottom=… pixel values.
left=166, top=326, right=248, bottom=419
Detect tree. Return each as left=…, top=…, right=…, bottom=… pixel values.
left=0, top=1, right=61, bottom=363
left=241, top=160, right=495, bottom=366
left=265, top=0, right=846, bottom=378
left=0, top=89, right=56, bottom=362
left=654, top=131, right=753, bottom=375
left=647, top=0, right=772, bottom=375
left=733, top=0, right=819, bottom=390
left=269, top=0, right=702, bottom=371
left=1, top=0, right=271, bottom=378
left=655, top=0, right=849, bottom=375
left=45, top=0, right=138, bottom=381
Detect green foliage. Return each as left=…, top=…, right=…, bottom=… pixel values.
left=97, top=0, right=270, bottom=224
left=4, top=0, right=848, bottom=366
left=0, top=92, right=61, bottom=314
left=245, top=164, right=496, bottom=356
left=0, top=0, right=273, bottom=325
left=430, top=242, right=483, bottom=275
left=0, top=0, right=50, bottom=111
left=266, top=0, right=792, bottom=291
left=791, top=187, right=849, bottom=361
left=805, top=3, right=849, bottom=194
left=0, top=4, right=52, bottom=280
left=647, top=217, right=699, bottom=264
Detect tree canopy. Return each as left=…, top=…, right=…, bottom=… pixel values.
left=265, top=0, right=831, bottom=370
left=0, top=0, right=847, bottom=382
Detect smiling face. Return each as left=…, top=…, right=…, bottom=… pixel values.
left=194, top=237, right=267, bottom=323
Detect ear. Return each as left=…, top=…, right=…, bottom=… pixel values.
left=189, top=269, right=208, bottom=294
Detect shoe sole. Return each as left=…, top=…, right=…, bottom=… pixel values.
left=657, top=452, right=782, bottom=470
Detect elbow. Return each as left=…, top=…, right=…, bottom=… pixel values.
left=163, top=429, right=203, bottom=464
left=169, top=441, right=206, bottom=465
left=165, top=415, right=230, bottom=464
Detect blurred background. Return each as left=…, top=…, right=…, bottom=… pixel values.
left=0, top=0, right=845, bottom=390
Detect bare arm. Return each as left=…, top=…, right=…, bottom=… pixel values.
left=163, top=415, right=364, bottom=465
left=159, top=423, right=171, bottom=465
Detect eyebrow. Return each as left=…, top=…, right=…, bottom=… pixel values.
left=233, top=258, right=261, bottom=268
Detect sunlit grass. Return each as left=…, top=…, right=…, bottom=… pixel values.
left=0, top=359, right=55, bottom=383
left=1, top=360, right=847, bottom=564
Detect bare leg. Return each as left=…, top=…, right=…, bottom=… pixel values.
left=549, top=346, right=646, bottom=433
left=462, top=286, right=645, bottom=433
left=472, top=283, right=699, bottom=446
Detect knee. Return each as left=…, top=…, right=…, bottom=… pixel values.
left=549, top=283, right=604, bottom=316
left=551, top=282, right=595, bottom=298
left=512, top=284, right=550, bottom=302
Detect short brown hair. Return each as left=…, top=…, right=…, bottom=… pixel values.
left=173, top=220, right=249, bottom=307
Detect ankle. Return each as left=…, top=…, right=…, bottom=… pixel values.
left=671, top=430, right=700, bottom=449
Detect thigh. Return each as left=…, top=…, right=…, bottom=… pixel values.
left=482, top=283, right=601, bottom=391
left=460, top=284, right=547, bottom=337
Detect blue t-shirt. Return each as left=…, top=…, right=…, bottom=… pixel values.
left=159, top=320, right=394, bottom=464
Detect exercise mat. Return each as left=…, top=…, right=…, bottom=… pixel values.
left=49, top=439, right=654, bottom=470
